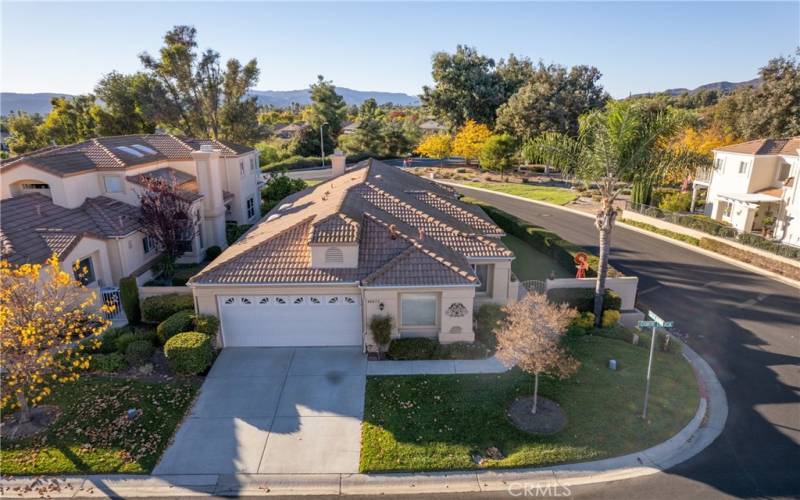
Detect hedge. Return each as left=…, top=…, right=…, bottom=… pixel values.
left=193, top=314, right=220, bottom=337
left=699, top=238, right=800, bottom=281
left=479, top=204, right=621, bottom=278
left=99, top=327, right=127, bottom=354
left=546, top=287, right=622, bottom=313
left=119, top=276, right=140, bottom=324
left=205, top=245, right=222, bottom=261
left=164, top=332, right=214, bottom=375
left=141, top=293, right=194, bottom=323
left=621, top=219, right=700, bottom=246
left=738, top=233, right=800, bottom=260
left=474, top=303, right=505, bottom=350
left=387, top=338, right=438, bottom=360
left=125, top=340, right=155, bottom=366
left=157, top=310, right=195, bottom=344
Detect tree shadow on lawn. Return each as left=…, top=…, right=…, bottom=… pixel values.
left=361, top=335, right=700, bottom=472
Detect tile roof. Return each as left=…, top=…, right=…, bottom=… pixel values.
left=190, top=159, right=510, bottom=286
left=715, top=137, right=800, bottom=156
left=0, top=134, right=254, bottom=177
left=0, top=193, right=141, bottom=265
left=126, top=167, right=204, bottom=202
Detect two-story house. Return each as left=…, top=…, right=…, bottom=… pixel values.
left=693, top=137, right=800, bottom=246
left=0, top=134, right=260, bottom=289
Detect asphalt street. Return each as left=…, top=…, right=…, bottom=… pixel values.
left=449, top=185, right=800, bottom=498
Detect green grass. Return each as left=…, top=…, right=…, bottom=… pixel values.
left=304, top=179, right=325, bottom=187
left=360, top=335, right=698, bottom=472
left=503, top=234, right=572, bottom=281
left=171, top=263, right=208, bottom=286
left=461, top=182, right=578, bottom=206
left=621, top=219, right=700, bottom=246
left=1, top=376, right=199, bottom=475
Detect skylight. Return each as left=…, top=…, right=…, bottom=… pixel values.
left=115, top=146, right=144, bottom=158
left=131, top=144, right=158, bottom=155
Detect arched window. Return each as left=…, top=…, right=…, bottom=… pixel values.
left=325, top=247, right=344, bottom=264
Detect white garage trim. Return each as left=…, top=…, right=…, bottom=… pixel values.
left=217, top=294, right=363, bottom=347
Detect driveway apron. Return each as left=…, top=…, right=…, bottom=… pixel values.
left=153, top=347, right=366, bottom=475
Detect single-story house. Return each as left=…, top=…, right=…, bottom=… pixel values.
left=189, top=158, right=519, bottom=349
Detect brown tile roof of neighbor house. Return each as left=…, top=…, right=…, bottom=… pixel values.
left=190, top=159, right=510, bottom=286
left=0, top=193, right=142, bottom=265
left=0, top=134, right=254, bottom=177
left=126, top=167, right=204, bottom=202
left=715, top=137, right=800, bottom=156
left=755, top=187, right=785, bottom=198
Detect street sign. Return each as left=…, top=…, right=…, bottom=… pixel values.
left=638, top=320, right=656, bottom=328
left=646, top=311, right=673, bottom=328
left=642, top=311, right=673, bottom=420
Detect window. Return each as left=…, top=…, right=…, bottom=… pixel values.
left=250, top=157, right=256, bottom=171
left=21, top=183, right=49, bottom=190
left=247, top=197, right=256, bottom=219
left=401, top=294, right=438, bottom=328
left=722, top=202, right=732, bottom=218
left=325, top=247, right=344, bottom=264
left=73, top=256, right=96, bottom=285
left=142, top=236, right=153, bottom=254
left=715, top=158, right=724, bottom=170
left=473, top=264, right=491, bottom=293
left=778, top=162, right=791, bottom=182
left=738, top=161, right=748, bottom=174
left=240, top=160, right=245, bottom=176
left=103, top=176, right=123, bottom=193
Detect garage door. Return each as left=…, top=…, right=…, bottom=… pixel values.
left=218, top=294, right=363, bottom=347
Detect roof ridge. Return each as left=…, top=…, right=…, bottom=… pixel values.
left=413, top=190, right=502, bottom=234
left=82, top=197, right=124, bottom=232
left=91, top=138, right=126, bottom=167
left=168, top=134, right=195, bottom=152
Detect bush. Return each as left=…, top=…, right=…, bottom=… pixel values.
left=192, top=314, right=220, bottom=337
left=546, top=288, right=621, bottom=313
left=157, top=309, right=194, bottom=344
left=474, top=303, right=506, bottom=350
left=116, top=332, right=138, bottom=353
left=601, top=309, right=621, bottom=328
left=205, top=245, right=222, bottom=261
left=674, top=214, right=737, bottom=238
left=369, top=315, right=393, bottom=349
left=434, top=342, right=490, bottom=359
left=98, top=327, right=127, bottom=353
left=387, top=338, right=438, bottom=360
left=90, top=352, right=127, bottom=373
left=738, top=233, right=800, bottom=259
left=621, top=219, right=700, bottom=246
left=125, top=340, right=155, bottom=366
left=574, top=312, right=595, bottom=330
left=658, top=192, right=691, bottom=212
left=137, top=328, right=159, bottom=345
left=699, top=238, right=800, bottom=280
left=141, top=294, right=194, bottom=323
left=164, top=332, right=214, bottom=375
left=119, top=276, right=140, bottom=324
left=226, top=223, right=253, bottom=245
left=650, top=187, right=680, bottom=207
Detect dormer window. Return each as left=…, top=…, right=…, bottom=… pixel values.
left=103, top=176, right=124, bottom=193
left=738, top=161, right=748, bottom=174
left=325, top=247, right=344, bottom=264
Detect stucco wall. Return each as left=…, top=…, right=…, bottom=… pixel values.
left=545, top=276, right=639, bottom=310
left=61, top=236, right=113, bottom=288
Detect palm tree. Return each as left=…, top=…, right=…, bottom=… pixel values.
left=528, top=101, right=690, bottom=324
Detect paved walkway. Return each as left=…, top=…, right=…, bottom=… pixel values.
left=153, top=347, right=366, bottom=476
left=367, top=355, right=507, bottom=375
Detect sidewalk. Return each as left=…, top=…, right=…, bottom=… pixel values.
left=367, top=356, right=507, bottom=375
left=0, top=340, right=727, bottom=498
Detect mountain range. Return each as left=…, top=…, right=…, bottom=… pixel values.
left=632, top=78, right=761, bottom=97
left=0, top=88, right=421, bottom=116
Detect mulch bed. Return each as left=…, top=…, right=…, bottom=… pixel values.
left=506, top=396, right=567, bottom=435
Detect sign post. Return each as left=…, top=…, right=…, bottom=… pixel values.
left=638, top=311, right=674, bottom=419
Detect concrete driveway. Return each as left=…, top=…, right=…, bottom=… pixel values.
left=153, top=347, right=366, bottom=475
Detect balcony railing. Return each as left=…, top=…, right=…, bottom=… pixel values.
left=693, top=167, right=714, bottom=184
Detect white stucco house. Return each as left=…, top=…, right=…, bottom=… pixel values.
left=693, top=137, right=800, bottom=246
left=0, top=134, right=260, bottom=289
left=188, top=157, right=519, bottom=349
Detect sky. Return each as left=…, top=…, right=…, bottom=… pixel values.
left=2, top=1, right=798, bottom=99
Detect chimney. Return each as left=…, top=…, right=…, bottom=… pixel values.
left=331, top=149, right=346, bottom=178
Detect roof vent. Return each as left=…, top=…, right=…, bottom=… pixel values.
left=35, top=204, right=42, bottom=217
left=418, top=229, right=425, bottom=241
left=388, top=224, right=398, bottom=240
left=200, top=144, right=214, bottom=153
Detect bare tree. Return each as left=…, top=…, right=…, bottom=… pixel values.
left=135, top=174, right=200, bottom=279
left=495, top=293, right=580, bottom=414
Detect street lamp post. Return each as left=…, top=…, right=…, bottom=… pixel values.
left=320, top=122, right=329, bottom=167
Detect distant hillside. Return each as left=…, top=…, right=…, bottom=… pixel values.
left=1, top=87, right=420, bottom=116
left=249, top=87, right=420, bottom=107
left=633, top=78, right=761, bottom=98
left=1, top=92, right=74, bottom=116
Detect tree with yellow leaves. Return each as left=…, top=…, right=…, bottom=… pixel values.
left=664, top=126, right=737, bottom=185
left=452, top=120, right=492, bottom=165
left=0, top=256, right=109, bottom=433
left=415, top=133, right=452, bottom=166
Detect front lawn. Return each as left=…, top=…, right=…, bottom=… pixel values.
left=361, top=335, right=698, bottom=472
left=460, top=182, right=578, bottom=206
left=1, top=376, right=199, bottom=475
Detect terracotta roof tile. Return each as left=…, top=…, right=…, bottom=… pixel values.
left=716, top=137, right=800, bottom=156
left=310, top=213, right=360, bottom=244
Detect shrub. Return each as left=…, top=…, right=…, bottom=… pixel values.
left=116, top=332, right=138, bottom=353
left=738, top=233, right=800, bottom=259
left=205, top=245, right=222, bottom=261
left=650, top=187, right=680, bottom=207
left=192, top=314, right=220, bottom=337
left=574, top=312, right=595, bottom=330
left=566, top=323, right=588, bottom=337
left=226, top=223, right=253, bottom=245
left=601, top=309, right=621, bottom=328
left=546, top=288, right=621, bottom=312
left=157, top=309, right=194, bottom=344
left=369, top=315, right=393, bottom=350
left=658, top=192, right=691, bottom=212
left=99, top=327, right=127, bottom=354
left=119, top=276, right=140, bottom=324
left=141, top=294, right=194, bottom=323
left=699, top=238, right=800, bottom=280
left=434, top=342, right=490, bottom=359
left=474, top=303, right=506, bottom=349
left=387, top=338, right=438, bottom=360
left=621, top=219, right=700, bottom=246
left=137, top=327, right=159, bottom=345
left=456, top=168, right=467, bottom=174
left=90, top=352, right=127, bottom=373
left=125, top=340, right=155, bottom=366
left=674, top=214, right=737, bottom=238
left=164, top=332, right=214, bottom=375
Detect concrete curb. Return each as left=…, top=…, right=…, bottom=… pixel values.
left=0, top=338, right=726, bottom=498
left=441, top=180, right=800, bottom=291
